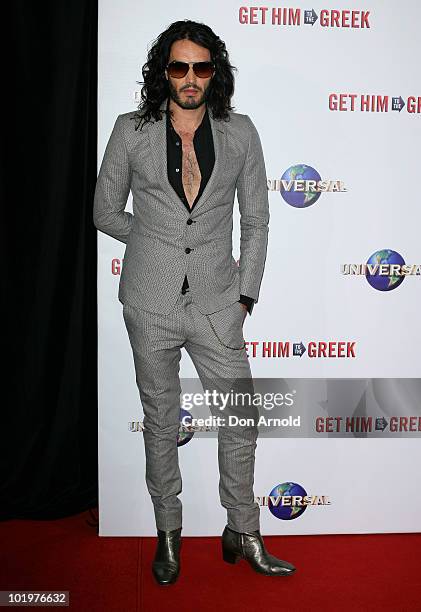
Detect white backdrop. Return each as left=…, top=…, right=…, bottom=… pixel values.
left=97, top=0, right=421, bottom=535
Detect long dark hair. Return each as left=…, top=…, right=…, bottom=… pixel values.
left=131, top=20, right=237, bottom=130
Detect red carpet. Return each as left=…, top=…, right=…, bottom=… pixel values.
left=1, top=509, right=420, bottom=611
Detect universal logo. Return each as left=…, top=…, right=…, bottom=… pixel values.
left=268, top=164, right=346, bottom=208
left=256, top=482, right=331, bottom=520
left=342, top=249, right=420, bottom=291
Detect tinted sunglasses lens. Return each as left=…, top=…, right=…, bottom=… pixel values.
left=167, top=62, right=188, bottom=78
left=194, top=62, right=214, bottom=78
left=167, top=61, right=214, bottom=78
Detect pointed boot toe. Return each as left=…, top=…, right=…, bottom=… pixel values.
left=221, top=525, right=296, bottom=577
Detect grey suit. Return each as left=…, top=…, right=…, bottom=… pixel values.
left=94, top=98, right=270, bottom=532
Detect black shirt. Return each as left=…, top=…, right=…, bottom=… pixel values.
left=166, top=99, right=254, bottom=314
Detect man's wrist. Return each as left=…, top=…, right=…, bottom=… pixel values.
left=238, top=295, right=255, bottom=315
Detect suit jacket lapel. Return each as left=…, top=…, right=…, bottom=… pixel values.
left=147, top=97, right=226, bottom=215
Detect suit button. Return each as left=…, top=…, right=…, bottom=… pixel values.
left=185, top=247, right=191, bottom=254
left=187, top=219, right=193, bottom=225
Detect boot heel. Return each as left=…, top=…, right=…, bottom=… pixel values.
left=222, top=547, right=240, bottom=564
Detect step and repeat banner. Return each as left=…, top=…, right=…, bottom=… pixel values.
left=97, top=1, right=421, bottom=535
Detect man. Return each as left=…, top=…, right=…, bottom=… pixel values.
left=93, top=19, right=296, bottom=584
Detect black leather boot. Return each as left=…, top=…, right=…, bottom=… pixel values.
left=152, top=527, right=182, bottom=585
left=221, top=525, right=296, bottom=576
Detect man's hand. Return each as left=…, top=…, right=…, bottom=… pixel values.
left=239, top=301, right=248, bottom=326
left=239, top=294, right=254, bottom=315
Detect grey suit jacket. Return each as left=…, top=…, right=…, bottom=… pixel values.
left=93, top=98, right=269, bottom=315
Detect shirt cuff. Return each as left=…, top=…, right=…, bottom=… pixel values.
left=238, top=295, right=255, bottom=315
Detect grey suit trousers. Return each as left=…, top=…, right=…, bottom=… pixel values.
left=123, top=287, right=260, bottom=533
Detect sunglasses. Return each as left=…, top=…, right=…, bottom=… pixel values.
left=166, top=60, right=215, bottom=79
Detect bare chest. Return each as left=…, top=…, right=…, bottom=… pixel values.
left=178, top=133, right=202, bottom=208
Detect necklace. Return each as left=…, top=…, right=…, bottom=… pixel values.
left=170, top=112, right=204, bottom=136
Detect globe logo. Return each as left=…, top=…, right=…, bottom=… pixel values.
left=280, top=164, right=322, bottom=208
left=268, top=482, right=308, bottom=520
left=177, top=408, right=194, bottom=447
left=365, top=249, right=405, bottom=291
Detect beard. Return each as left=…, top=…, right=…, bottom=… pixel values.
left=168, top=79, right=211, bottom=110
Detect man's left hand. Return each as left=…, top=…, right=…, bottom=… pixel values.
left=240, top=302, right=248, bottom=325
